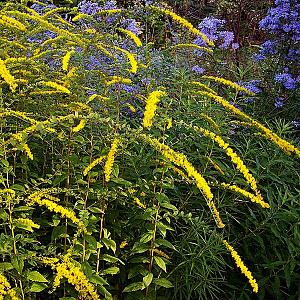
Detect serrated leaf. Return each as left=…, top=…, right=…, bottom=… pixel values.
left=27, top=271, right=48, bottom=282
left=30, top=282, right=48, bottom=292
left=123, top=282, right=145, bottom=292
left=154, top=256, right=166, bottom=272
left=143, top=273, right=153, bottom=287
left=153, top=278, right=173, bottom=288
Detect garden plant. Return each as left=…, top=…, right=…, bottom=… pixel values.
left=0, top=0, right=299, bottom=299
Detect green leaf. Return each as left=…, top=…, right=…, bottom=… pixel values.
left=101, top=267, right=120, bottom=275
left=13, top=206, right=34, bottom=212
left=98, top=285, right=113, bottom=300
left=140, top=232, right=153, bottom=244
left=154, top=256, right=166, bottom=272
left=111, top=178, right=132, bottom=187
left=0, top=262, right=13, bottom=271
left=155, top=238, right=175, bottom=250
left=160, top=202, right=178, bottom=213
left=10, top=184, right=25, bottom=192
left=123, top=282, right=145, bottom=292
left=102, top=238, right=116, bottom=253
left=51, top=226, right=67, bottom=241
left=102, top=254, right=124, bottom=265
left=27, top=271, right=48, bottom=282
left=90, top=274, right=109, bottom=285
left=143, top=273, right=153, bottom=287
left=11, top=256, right=24, bottom=274
left=153, top=278, right=173, bottom=288
left=30, top=283, right=48, bottom=292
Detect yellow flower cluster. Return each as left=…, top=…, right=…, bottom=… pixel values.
left=0, top=58, right=18, bottom=92
left=114, top=46, right=138, bottom=73
left=39, top=81, right=71, bottom=94
left=16, top=218, right=40, bottom=229
left=28, top=190, right=85, bottom=229
left=0, top=14, right=26, bottom=31
left=118, top=28, right=142, bottom=47
left=194, top=126, right=261, bottom=197
left=106, top=76, right=132, bottom=86
left=0, top=110, right=37, bottom=124
left=195, top=91, right=300, bottom=157
left=142, top=90, right=166, bottom=129
left=72, top=119, right=86, bottom=133
left=150, top=6, right=214, bottom=47
left=218, top=182, right=270, bottom=208
left=22, top=143, right=34, bottom=160
left=0, top=189, right=15, bottom=199
left=201, top=75, right=255, bottom=96
left=169, top=43, right=213, bottom=54
left=166, top=118, right=172, bottom=129
left=133, top=197, right=146, bottom=209
left=104, top=138, right=120, bottom=182
left=0, top=38, right=26, bottom=50
left=62, top=50, right=75, bottom=71
left=42, top=257, right=99, bottom=300
left=223, top=240, right=258, bottom=293
left=141, top=134, right=224, bottom=228
left=190, top=81, right=217, bottom=95
left=83, top=156, right=106, bottom=176
left=0, top=273, right=18, bottom=300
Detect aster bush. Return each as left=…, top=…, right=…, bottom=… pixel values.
left=0, top=1, right=299, bottom=300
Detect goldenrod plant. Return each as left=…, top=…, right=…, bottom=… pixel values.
left=0, top=1, right=299, bottom=299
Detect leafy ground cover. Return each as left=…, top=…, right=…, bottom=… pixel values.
left=0, top=1, right=299, bottom=299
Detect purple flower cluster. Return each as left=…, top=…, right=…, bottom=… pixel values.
left=254, top=0, right=299, bottom=96
left=194, top=17, right=238, bottom=50
left=239, top=80, right=262, bottom=94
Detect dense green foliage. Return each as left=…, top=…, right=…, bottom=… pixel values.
left=0, top=1, right=299, bottom=299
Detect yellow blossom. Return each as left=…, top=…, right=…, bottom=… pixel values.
left=0, top=58, right=18, bottom=92
left=143, top=90, right=166, bottom=128
left=169, top=43, right=213, bottom=54
left=190, top=81, right=217, bottom=95
left=133, top=197, right=146, bottom=209
left=72, top=119, right=86, bottom=133
left=150, top=6, right=214, bottom=46
left=0, top=14, right=26, bottom=31
left=83, top=156, right=106, bottom=176
left=166, top=118, right=172, bottom=129
left=223, top=240, right=258, bottom=293
left=0, top=273, right=18, bottom=300
left=118, top=28, right=142, bottom=47
left=201, top=75, right=255, bottom=95
left=218, top=182, right=270, bottom=208
left=113, top=46, right=138, bottom=73
left=22, top=143, right=33, bottom=160
left=195, top=91, right=300, bottom=157
left=39, top=81, right=71, bottom=94
left=106, top=76, right=132, bottom=86
left=62, top=50, right=75, bottom=71
left=104, top=138, right=120, bottom=182
left=43, top=257, right=99, bottom=300
left=140, top=134, right=224, bottom=228
left=120, top=241, right=128, bottom=248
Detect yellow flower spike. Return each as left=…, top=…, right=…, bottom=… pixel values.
left=0, top=14, right=26, bottom=31
left=169, top=43, right=213, bottom=54
left=201, top=75, right=255, bottom=95
left=120, top=241, right=128, bottom=248
left=0, top=58, right=18, bottom=92
left=106, top=76, right=132, bottom=86
left=190, top=81, right=218, bottom=95
left=113, top=46, right=138, bottom=73
left=62, top=50, right=75, bottom=71
left=0, top=273, right=18, bottom=300
left=72, top=119, right=86, bottom=133
left=104, top=138, right=120, bottom=182
left=117, top=28, right=142, bottom=47
left=39, top=81, right=71, bottom=94
left=143, top=90, right=166, bottom=129
left=150, top=6, right=214, bottom=47
left=43, top=257, right=99, bottom=300
left=195, top=91, right=300, bottom=157
left=22, top=143, right=33, bottom=160
left=193, top=125, right=261, bottom=197
left=223, top=240, right=258, bottom=293
left=83, top=156, right=106, bottom=176
left=140, top=134, right=224, bottom=228
left=133, top=197, right=146, bottom=209
left=216, top=182, right=270, bottom=208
